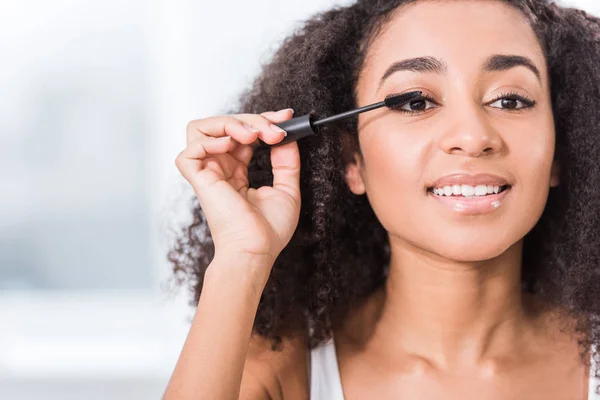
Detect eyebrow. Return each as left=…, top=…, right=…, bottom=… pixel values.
left=377, top=54, right=542, bottom=90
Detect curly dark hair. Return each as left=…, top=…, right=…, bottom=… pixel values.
left=168, top=0, right=600, bottom=373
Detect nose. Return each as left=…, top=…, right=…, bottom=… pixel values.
left=438, top=101, right=503, bottom=157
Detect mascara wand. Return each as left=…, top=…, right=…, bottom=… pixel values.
left=262, top=90, right=422, bottom=148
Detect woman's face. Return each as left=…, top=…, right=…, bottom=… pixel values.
left=347, top=0, right=559, bottom=262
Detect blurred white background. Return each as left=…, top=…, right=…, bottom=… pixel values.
left=0, top=0, right=598, bottom=398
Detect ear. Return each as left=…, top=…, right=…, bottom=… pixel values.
left=550, top=159, right=560, bottom=188
left=345, top=153, right=366, bottom=195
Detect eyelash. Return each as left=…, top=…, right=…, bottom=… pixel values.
left=393, top=91, right=537, bottom=115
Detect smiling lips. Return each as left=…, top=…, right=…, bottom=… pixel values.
left=426, top=173, right=512, bottom=214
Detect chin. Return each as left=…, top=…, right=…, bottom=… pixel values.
left=412, top=228, right=523, bottom=263
left=434, top=245, right=512, bottom=263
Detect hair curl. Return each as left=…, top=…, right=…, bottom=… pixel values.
left=168, top=0, right=600, bottom=380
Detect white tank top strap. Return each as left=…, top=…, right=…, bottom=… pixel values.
left=589, top=344, right=599, bottom=400
left=308, top=338, right=599, bottom=399
left=309, top=336, right=345, bottom=400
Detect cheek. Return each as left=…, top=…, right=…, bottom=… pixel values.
left=359, top=134, right=429, bottom=231
left=508, top=110, right=555, bottom=187
left=509, top=124, right=555, bottom=223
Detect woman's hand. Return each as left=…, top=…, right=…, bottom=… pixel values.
left=175, top=108, right=301, bottom=269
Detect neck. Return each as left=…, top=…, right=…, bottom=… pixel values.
left=372, top=237, right=529, bottom=368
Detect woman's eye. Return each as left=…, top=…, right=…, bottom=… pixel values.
left=396, top=96, right=438, bottom=113
left=488, top=95, right=536, bottom=110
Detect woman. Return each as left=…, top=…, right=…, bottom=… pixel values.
left=167, top=0, right=600, bottom=398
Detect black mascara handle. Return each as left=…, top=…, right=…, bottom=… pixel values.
left=262, top=114, right=316, bottom=148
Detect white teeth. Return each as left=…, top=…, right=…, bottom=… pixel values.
left=461, top=185, right=475, bottom=197
left=432, top=184, right=504, bottom=197
left=474, top=185, right=487, bottom=196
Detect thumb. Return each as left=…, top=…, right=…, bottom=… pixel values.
left=270, top=140, right=301, bottom=202
left=260, top=108, right=301, bottom=201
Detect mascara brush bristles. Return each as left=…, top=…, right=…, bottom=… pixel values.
left=384, top=90, right=423, bottom=109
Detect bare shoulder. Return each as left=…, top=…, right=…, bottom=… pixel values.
left=241, top=332, right=309, bottom=400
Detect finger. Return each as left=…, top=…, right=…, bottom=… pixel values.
left=182, top=135, right=232, bottom=160
left=180, top=133, right=254, bottom=177
left=175, top=136, right=232, bottom=183
left=187, top=116, right=257, bottom=145
left=230, top=143, right=254, bottom=167
left=270, top=139, right=301, bottom=203
left=246, top=108, right=296, bottom=149
left=196, top=134, right=254, bottom=167
left=260, top=108, right=294, bottom=123
left=242, top=115, right=287, bottom=145
left=187, top=111, right=293, bottom=147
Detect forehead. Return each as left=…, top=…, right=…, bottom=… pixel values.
left=358, top=0, right=547, bottom=93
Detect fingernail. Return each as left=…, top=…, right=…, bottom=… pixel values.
left=278, top=108, right=294, bottom=115
left=270, top=124, right=287, bottom=137
left=242, top=123, right=259, bottom=134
